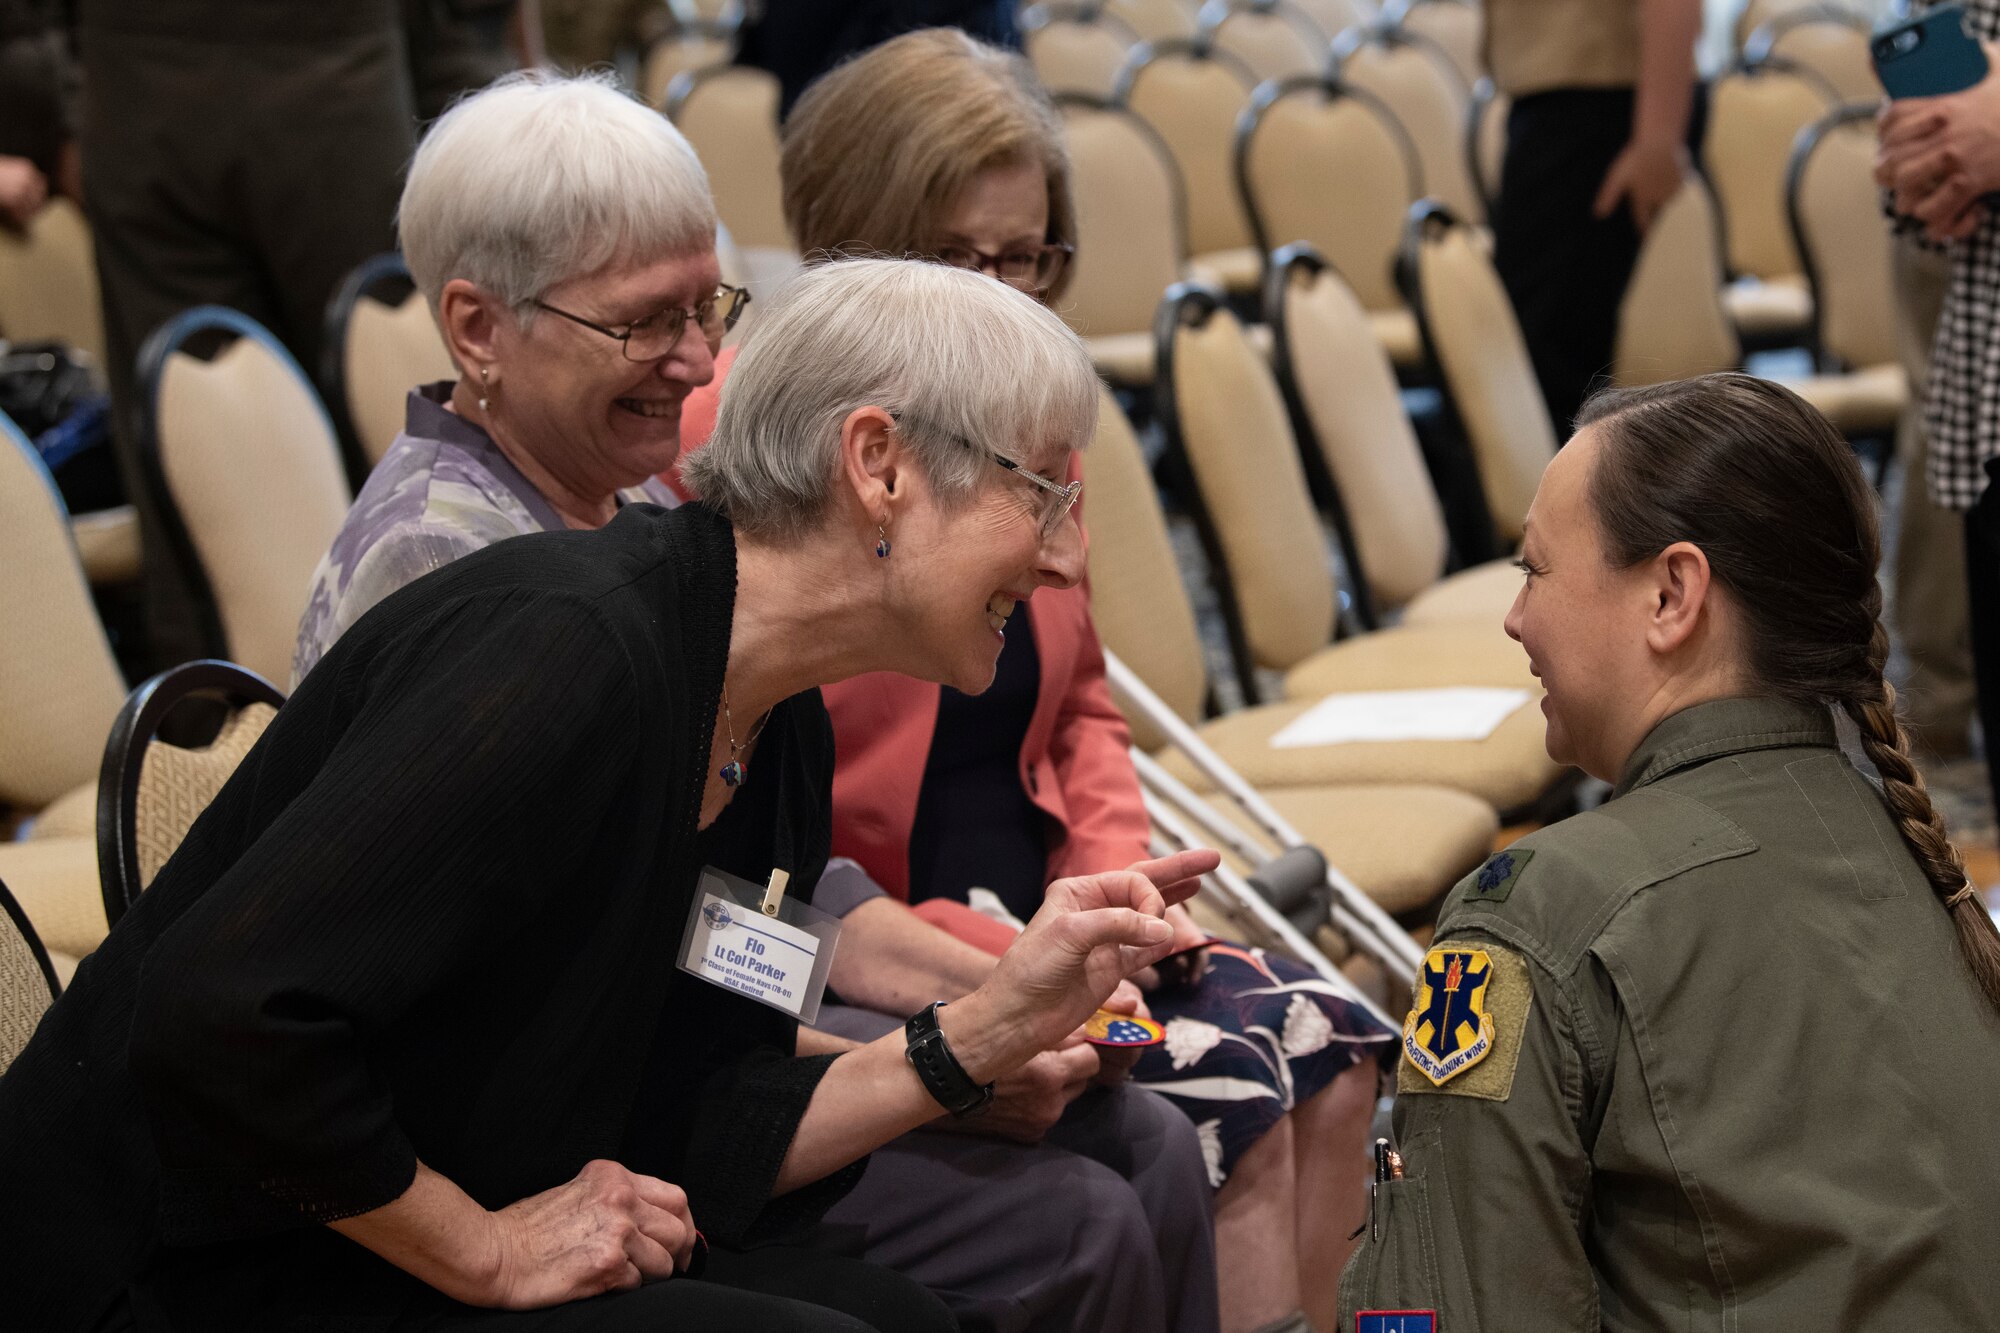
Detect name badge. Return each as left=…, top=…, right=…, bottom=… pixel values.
left=678, top=865, right=839, bottom=1023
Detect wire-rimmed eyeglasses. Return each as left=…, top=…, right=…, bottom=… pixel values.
left=889, top=410, right=1081, bottom=542
left=533, top=284, right=750, bottom=361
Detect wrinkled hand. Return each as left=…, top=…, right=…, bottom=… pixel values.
left=970, top=849, right=1217, bottom=1066
left=481, top=1160, right=698, bottom=1309
left=1593, top=136, right=1688, bottom=233
left=1878, top=46, right=2000, bottom=242
left=952, top=1041, right=1101, bottom=1143
left=0, top=156, right=47, bottom=228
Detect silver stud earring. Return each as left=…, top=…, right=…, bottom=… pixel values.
left=478, top=365, right=491, bottom=413
left=875, top=523, right=892, bottom=559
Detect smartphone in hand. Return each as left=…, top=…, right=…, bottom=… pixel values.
left=1874, top=4, right=1989, bottom=99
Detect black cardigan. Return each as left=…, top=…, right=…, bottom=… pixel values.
left=0, top=504, right=856, bottom=1330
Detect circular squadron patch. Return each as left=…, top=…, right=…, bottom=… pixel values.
left=1083, top=1010, right=1166, bottom=1047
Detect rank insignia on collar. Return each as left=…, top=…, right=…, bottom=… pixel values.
left=1403, top=946, right=1496, bottom=1086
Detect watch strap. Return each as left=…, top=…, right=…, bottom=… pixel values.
left=904, top=1001, right=994, bottom=1117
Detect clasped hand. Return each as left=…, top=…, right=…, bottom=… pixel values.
left=1878, top=42, right=2000, bottom=242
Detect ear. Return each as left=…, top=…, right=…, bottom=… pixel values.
left=836, top=406, right=905, bottom=526
left=1645, top=540, right=1714, bottom=657
left=437, top=278, right=506, bottom=379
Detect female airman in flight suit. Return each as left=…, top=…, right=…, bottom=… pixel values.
left=1339, top=374, right=2000, bottom=1332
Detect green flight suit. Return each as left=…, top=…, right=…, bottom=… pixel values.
left=1338, top=697, right=2000, bottom=1331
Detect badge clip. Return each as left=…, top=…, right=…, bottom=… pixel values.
left=762, top=868, right=790, bottom=918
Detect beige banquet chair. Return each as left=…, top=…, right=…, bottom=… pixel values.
left=1267, top=246, right=1522, bottom=628
left=0, top=410, right=125, bottom=969
left=1079, top=381, right=1502, bottom=912
left=1153, top=285, right=1564, bottom=814
left=0, top=198, right=141, bottom=586
left=96, top=660, right=284, bottom=926
left=1704, top=57, right=1838, bottom=344
left=135, top=307, right=354, bottom=689
left=1613, top=176, right=1743, bottom=388
left=1297, top=0, right=1376, bottom=38
left=1236, top=76, right=1426, bottom=368
left=322, top=253, right=458, bottom=484
left=1334, top=24, right=1483, bottom=223
left=1468, top=77, right=1508, bottom=218
left=1115, top=39, right=1264, bottom=293
left=1105, top=0, right=1202, bottom=41
left=1734, top=0, right=1871, bottom=50
left=665, top=64, right=794, bottom=256
left=1783, top=104, right=1907, bottom=440
left=1383, top=0, right=1481, bottom=89
left=1398, top=204, right=1557, bottom=552
left=1056, top=95, right=1194, bottom=384
left=1199, top=0, right=1331, bottom=82
left=0, top=876, right=62, bottom=1067
left=1746, top=6, right=1881, bottom=103
left=1023, top=3, right=1142, bottom=98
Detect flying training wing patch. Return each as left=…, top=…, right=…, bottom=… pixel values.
left=1398, top=940, right=1533, bottom=1099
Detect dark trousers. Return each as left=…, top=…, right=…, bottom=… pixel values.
left=1493, top=88, right=1646, bottom=438
left=398, top=1245, right=957, bottom=1333
left=1964, top=463, right=2000, bottom=816
left=79, top=10, right=416, bottom=666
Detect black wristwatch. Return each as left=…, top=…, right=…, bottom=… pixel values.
left=904, top=1001, right=994, bottom=1117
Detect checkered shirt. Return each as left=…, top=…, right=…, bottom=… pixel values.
left=1925, top=0, right=2000, bottom=508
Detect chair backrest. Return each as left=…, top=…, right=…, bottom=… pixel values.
left=1750, top=10, right=1881, bottom=103
left=1057, top=96, right=1190, bottom=339
left=641, top=28, right=736, bottom=108
left=1078, top=382, right=1211, bottom=743
left=1790, top=104, right=1898, bottom=372
left=0, top=410, right=126, bottom=812
left=666, top=65, right=792, bottom=252
left=1237, top=77, right=1420, bottom=312
left=1268, top=247, right=1450, bottom=615
left=1334, top=27, right=1482, bottom=222
left=1469, top=77, right=1508, bottom=217
left=0, top=198, right=107, bottom=375
left=1200, top=0, right=1330, bottom=81
left=1385, top=0, right=1481, bottom=87
left=1735, top=0, right=1872, bottom=57
left=1024, top=4, right=1141, bottom=98
left=1159, top=285, right=1338, bottom=682
left=1117, top=40, right=1261, bottom=257
left=137, top=307, right=354, bottom=687
left=1106, top=0, right=1202, bottom=42
left=1297, top=0, right=1376, bottom=37
left=1614, top=175, right=1742, bottom=387
left=323, top=253, right=458, bottom=482
left=0, top=876, right=59, bottom=1069
left=1703, top=58, right=1838, bottom=281
left=1401, top=204, right=1556, bottom=545
left=96, top=660, right=284, bottom=925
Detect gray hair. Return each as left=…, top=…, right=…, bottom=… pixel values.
left=684, top=258, right=1100, bottom=543
left=398, top=71, right=716, bottom=315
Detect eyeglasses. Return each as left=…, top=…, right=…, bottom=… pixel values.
left=930, top=243, right=1074, bottom=295
left=532, top=284, right=750, bottom=361
left=889, top=410, right=1081, bottom=542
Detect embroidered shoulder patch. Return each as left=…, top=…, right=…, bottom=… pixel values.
left=1357, top=1313, right=1436, bottom=1332
left=1398, top=941, right=1533, bottom=1100
left=1462, top=848, right=1533, bottom=905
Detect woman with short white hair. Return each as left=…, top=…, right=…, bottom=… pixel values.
left=1, top=257, right=1221, bottom=1332
left=293, top=70, right=739, bottom=683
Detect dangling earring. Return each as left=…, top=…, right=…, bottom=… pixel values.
left=874, top=523, right=892, bottom=559
left=477, top=365, right=491, bottom=413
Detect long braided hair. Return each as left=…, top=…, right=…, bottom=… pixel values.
left=1576, top=373, right=2000, bottom=1012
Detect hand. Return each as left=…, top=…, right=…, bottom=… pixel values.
left=949, top=1041, right=1100, bottom=1143
left=1878, top=45, right=2000, bottom=242
left=1593, top=135, right=1688, bottom=233
left=482, top=1160, right=699, bottom=1309
left=0, top=156, right=47, bottom=228
left=948, top=848, right=1217, bottom=1077
left=1087, top=980, right=1147, bottom=1085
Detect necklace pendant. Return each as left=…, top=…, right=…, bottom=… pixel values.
left=720, top=760, right=746, bottom=788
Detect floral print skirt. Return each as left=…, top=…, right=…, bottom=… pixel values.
left=1131, top=942, right=1395, bottom=1187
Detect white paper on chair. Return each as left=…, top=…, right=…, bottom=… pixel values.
left=1268, top=687, right=1533, bottom=748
